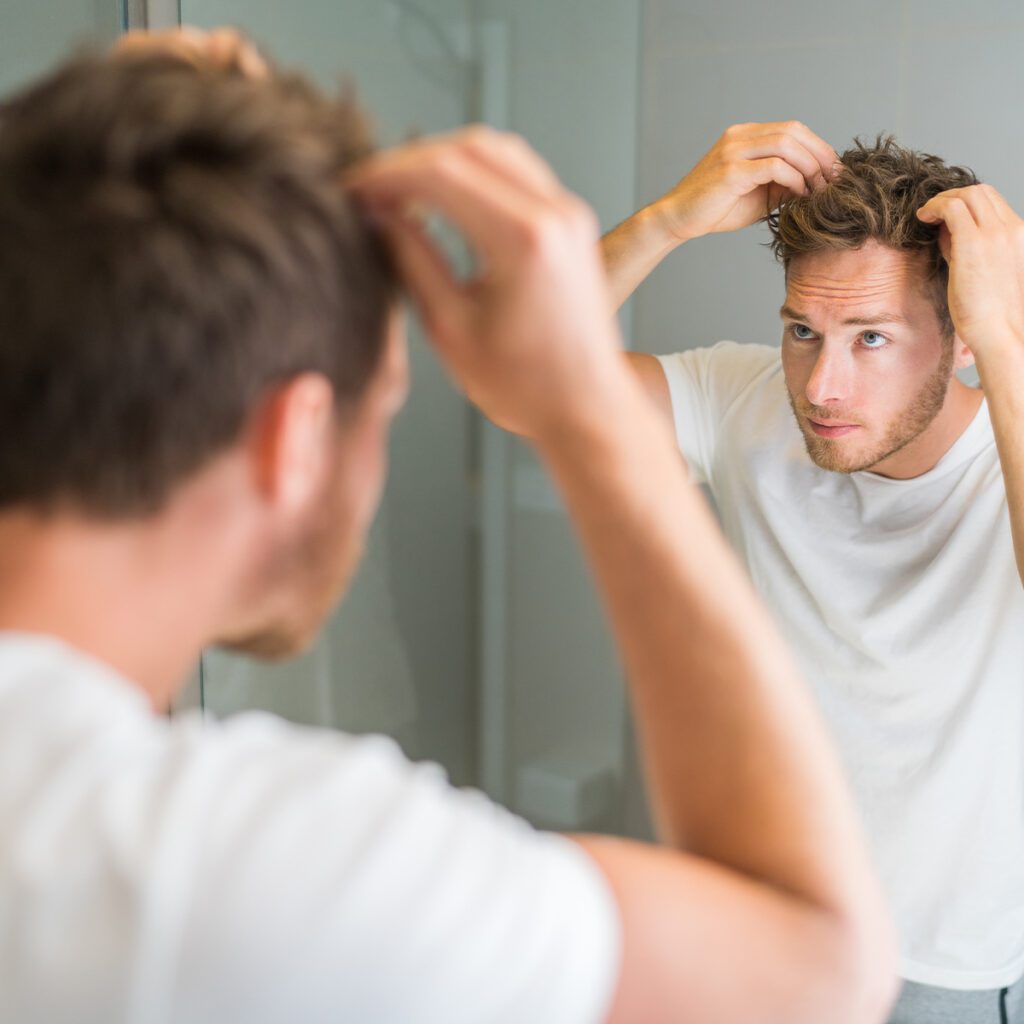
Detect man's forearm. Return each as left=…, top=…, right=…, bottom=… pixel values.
left=976, top=336, right=1024, bottom=586
left=601, top=203, right=683, bottom=313
left=534, top=369, right=879, bottom=921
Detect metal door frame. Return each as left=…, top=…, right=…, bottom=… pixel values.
left=122, top=0, right=180, bottom=31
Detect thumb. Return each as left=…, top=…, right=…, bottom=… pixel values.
left=937, top=223, right=953, bottom=264
left=374, top=208, right=467, bottom=352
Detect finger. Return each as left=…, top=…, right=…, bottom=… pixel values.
left=978, top=184, right=1019, bottom=226
left=347, top=141, right=552, bottom=268
left=114, top=26, right=266, bottom=77
left=936, top=223, right=952, bottom=264
left=917, top=195, right=980, bottom=261
left=918, top=192, right=982, bottom=230
left=743, top=157, right=808, bottom=205
left=949, top=185, right=1003, bottom=227
left=918, top=186, right=1001, bottom=227
left=734, top=134, right=826, bottom=190
left=374, top=209, right=465, bottom=345
left=459, top=127, right=566, bottom=204
left=204, top=27, right=268, bottom=77
left=737, top=121, right=838, bottom=180
left=114, top=27, right=210, bottom=64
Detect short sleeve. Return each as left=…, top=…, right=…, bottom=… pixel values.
left=655, top=341, right=780, bottom=485
left=153, top=713, right=623, bottom=1024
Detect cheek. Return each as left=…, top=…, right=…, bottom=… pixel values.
left=846, top=351, right=944, bottom=438
left=780, top=341, right=811, bottom=395
left=871, top=345, right=937, bottom=404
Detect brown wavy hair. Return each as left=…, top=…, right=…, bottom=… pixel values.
left=766, top=135, right=978, bottom=336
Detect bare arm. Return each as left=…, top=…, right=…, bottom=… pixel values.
left=541, top=374, right=894, bottom=1024
left=979, top=340, right=1024, bottom=585
left=603, top=204, right=683, bottom=312
left=919, top=185, right=1024, bottom=586
left=625, top=351, right=673, bottom=425
left=350, top=128, right=897, bottom=1024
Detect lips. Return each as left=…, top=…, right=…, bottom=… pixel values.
left=808, top=418, right=860, bottom=439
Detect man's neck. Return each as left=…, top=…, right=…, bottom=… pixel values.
left=868, top=377, right=985, bottom=480
left=0, top=511, right=231, bottom=712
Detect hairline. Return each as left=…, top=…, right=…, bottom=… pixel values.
left=780, top=240, right=954, bottom=339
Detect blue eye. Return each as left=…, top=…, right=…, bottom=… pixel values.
left=791, top=324, right=815, bottom=340
left=861, top=331, right=888, bottom=349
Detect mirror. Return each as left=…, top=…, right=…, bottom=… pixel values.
left=6, top=5, right=1023, bottom=1014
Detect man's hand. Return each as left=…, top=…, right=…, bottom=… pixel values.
left=651, top=121, right=838, bottom=243
left=601, top=121, right=837, bottom=313
left=113, top=26, right=268, bottom=77
left=917, top=185, right=1024, bottom=357
left=919, top=185, right=1024, bottom=590
left=347, top=127, right=627, bottom=441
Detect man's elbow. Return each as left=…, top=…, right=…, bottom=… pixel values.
left=815, top=908, right=901, bottom=1024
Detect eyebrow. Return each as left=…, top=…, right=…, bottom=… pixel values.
left=779, top=305, right=911, bottom=326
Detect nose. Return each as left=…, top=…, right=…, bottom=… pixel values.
left=804, top=346, right=851, bottom=408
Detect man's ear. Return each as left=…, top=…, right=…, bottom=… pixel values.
left=250, top=373, right=336, bottom=512
left=952, top=334, right=976, bottom=371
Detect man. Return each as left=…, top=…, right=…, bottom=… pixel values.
left=0, top=32, right=897, bottom=1024
left=605, top=122, right=1024, bottom=1022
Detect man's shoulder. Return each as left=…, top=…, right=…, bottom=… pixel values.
left=657, top=340, right=780, bottom=381
left=656, top=341, right=784, bottom=416
left=704, top=340, right=781, bottom=372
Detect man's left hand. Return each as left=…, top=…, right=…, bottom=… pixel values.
left=917, top=184, right=1024, bottom=358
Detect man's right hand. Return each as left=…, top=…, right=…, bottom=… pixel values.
left=651, top=120, right=838, bottom=243
left=347, top=127, right=627, bottom=442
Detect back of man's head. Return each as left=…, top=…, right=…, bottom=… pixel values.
left=0, top=45, right=397, bottom=519
left=767, top=135, right=978, bottom=336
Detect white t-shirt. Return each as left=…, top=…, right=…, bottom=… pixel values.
left=0, top=634, right=620, bottom=1024
left=658, top=341, right=1024, bottom=990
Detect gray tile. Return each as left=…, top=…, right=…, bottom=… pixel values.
left=904, top=0, right=1024, bottom=33
left=902, top=30, right=1024, bottom=208
left=644, top=0, right=896, bottom=53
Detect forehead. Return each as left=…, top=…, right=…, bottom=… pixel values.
left=785, top=239, right=933, bottom=316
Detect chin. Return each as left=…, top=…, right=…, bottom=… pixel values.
left=215, top=620, right=320, bottom=661
left=216, top=551, right=358, bottom=662
left=215, top=516, right=365, bottom=669
left=801, top=431, right=886, bottom=475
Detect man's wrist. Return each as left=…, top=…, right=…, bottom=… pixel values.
left=971, top=327, right=1024, bottom=378
left=641, top=198, right=696, bottom=250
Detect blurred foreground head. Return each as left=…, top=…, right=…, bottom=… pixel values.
left=0, top=34, right=404, bottom=658
left=0, top=36, right=398, bottom=518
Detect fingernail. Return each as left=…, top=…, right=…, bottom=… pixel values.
left=830, top=161, right=843, bottom=179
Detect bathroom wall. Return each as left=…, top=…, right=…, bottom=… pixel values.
left=0, top=0, right=120, bottom=95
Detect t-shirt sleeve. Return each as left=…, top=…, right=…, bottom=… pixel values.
left=655, top=341, right=780, bottom=485
left=157, top=712, right=622, bottom=1024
